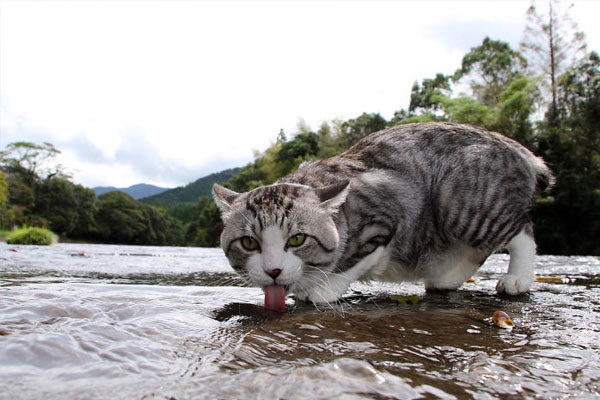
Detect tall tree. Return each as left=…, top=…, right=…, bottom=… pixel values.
left=0, top=172, right=11, bottom=228
left=409, top=73, right=451, bottom=114
left=0, top=142, right=66, bottom=185
left=534, top=51, right=600, bottom=255
left=339, top=113, right=388, bottom=147
left=71, top=184, right=98, bottom=238
left=33, top=177, right=79, bottom=235
left=520, top=0, right=587, bottom=122
left=453, top=37, right=527, bottom=106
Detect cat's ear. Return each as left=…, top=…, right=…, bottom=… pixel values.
left=315, top=180, right=349, bottom=212
left=212, top=184, right=239, bottom=212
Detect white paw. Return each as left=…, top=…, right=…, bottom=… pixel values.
left=306, top=286, right=345, bottom=304
left=294, top=283, right=347, bottom=305
left=496, top=274, right=532, bottom=295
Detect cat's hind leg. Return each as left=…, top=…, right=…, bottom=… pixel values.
left=496, top=228, right=536, bottom=295
left=423, top=245, right=487, bottom=291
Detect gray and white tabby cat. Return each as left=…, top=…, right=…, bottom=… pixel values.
left=213, top=122, right=553, bottom=304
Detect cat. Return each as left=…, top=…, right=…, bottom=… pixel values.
left=213, top=122, right=554, bottom=304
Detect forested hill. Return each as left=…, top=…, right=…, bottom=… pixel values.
left=141, top=168, right=240, bottom=205
left=93, top=183, right=170, bottom=199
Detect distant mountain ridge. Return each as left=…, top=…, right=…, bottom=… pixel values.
left=93, top=183, right=170, bottom=199
left=141, top=167, right=241, bottom=205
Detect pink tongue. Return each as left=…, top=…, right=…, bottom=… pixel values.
left=264, top=284, right=286, bottom=312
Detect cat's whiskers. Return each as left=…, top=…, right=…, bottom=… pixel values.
left=302, top=271, right=349, bottom=317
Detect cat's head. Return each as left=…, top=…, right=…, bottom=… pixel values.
left=212, top=181, right=349, bottom=298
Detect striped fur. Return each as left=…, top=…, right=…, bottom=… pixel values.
left=213, top=122, right=554, bottom=303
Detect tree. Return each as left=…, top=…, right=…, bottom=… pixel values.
left=339, top=113, right=388, bottom=147
left=0, top=141, right=66, bottom=185
left=94, top=191, right=183, bottom=245
left=409, top=73, right=451, bottom=114
left=520, top=0, right=587, bottom=122
left=533, top=52, right=600, bottom=255
left=95, top=191, right=148, bottom=244
left=276, top=131, right=320, bottom=174
left=141, top=206, right=183, bottom=246
left=453, top=37, right=527, bottom=105
left=186, top=197, right=221, bottom=247
left=0, top=172, right=12, bottom=228
left=71, top=184, right=98, bottom=238
left=33, top=177, right=78, bottom=235
left=6, top=173, right=35, bottom=209
left=494, top=76, right=540, bottom=147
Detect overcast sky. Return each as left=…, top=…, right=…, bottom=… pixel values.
left=1, top=0, right=599, bottom=189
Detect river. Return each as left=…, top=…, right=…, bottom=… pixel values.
left=1, top=242, right=599, bottom=399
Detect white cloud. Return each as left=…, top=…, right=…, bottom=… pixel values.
left=1, top=0, right=598, bottom=188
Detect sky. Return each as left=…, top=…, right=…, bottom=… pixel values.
left=1, top=0, right=599, bottom=189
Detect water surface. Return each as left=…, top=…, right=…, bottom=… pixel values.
left=1, top=243, right=599, bottom=399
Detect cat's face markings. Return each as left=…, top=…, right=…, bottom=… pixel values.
left=213, top=181, right=349, bottom=290
left=245, top=226, right=305, bottom=286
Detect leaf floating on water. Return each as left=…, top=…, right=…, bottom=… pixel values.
left=466, top=277, right=476, bottom=283
left=535, top=275, right=567, bottom=284
left=389, top=295, right=419, bottom=305
left=492, top=310, right=513, bottom=329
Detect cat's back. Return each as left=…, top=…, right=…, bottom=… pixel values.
left=341, top=122, right=527, bottom=171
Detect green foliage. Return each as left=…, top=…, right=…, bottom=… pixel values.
left=185, top=197, right=221, bottom=247
left=6, top=226, right=58, bottom=245
left=93, top=191, right=182, bottom=245
left=339, top=113, right=388, bottom=147
left=142, top=168, right=240, bottom=206
left=0, top=141, right=66, bottom=186
left=71, top=184, right=97, bottom=237
left=0, top=173, right=7, bottom=208
left=409, top=73, right=451, bottom=113
left=495, top=76, right=540, bottom=147
left=438, top=96, right=495, bottom=127
left=94, top=191, right=146, bottom=244
left=533, top=51, right=600, bottom=255
left=0, top=173, right=10, bottom=228
left=453, top=37, right=527, bottom=105
left=33, top=178, right=78, bottom=235
left=276, top=131, right=320, bottom=175
left=6, top=175, right=35, bottom=210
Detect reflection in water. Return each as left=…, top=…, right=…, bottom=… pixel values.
left=0, top=243, right=599, bottom=399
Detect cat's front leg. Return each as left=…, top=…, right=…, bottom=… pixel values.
left=295, top=273, right=353, bottom=304
left=295, top=247, right=387, bottom=304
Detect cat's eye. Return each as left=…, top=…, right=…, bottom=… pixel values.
left=241, top=236, right=259, bottom=251
left=287, top=233, right=306, bottom=247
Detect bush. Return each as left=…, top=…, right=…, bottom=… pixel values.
left=6, top=226, right=58, bottom=245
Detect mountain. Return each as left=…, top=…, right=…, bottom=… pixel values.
left=93, top=183, right=170, bottom=199
left=141, top=167, right=241, bottom=205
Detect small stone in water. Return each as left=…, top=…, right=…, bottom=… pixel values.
left=493, top=310, right=513, bottom=329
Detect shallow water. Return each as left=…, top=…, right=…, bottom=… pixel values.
left=1, top=243, right=599, bottom=399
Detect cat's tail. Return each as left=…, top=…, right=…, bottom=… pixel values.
left=529, top=155, right=555, bottom=194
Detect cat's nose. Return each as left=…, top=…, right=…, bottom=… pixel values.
left=265, top=268, right=282, bottom=279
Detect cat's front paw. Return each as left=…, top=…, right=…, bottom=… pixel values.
left=294, top=285, right=345, bottom=305
left=496, top=274, right=532, bottom=295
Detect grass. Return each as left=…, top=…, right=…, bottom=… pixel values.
left=6, top=226, right=58, bottom=245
